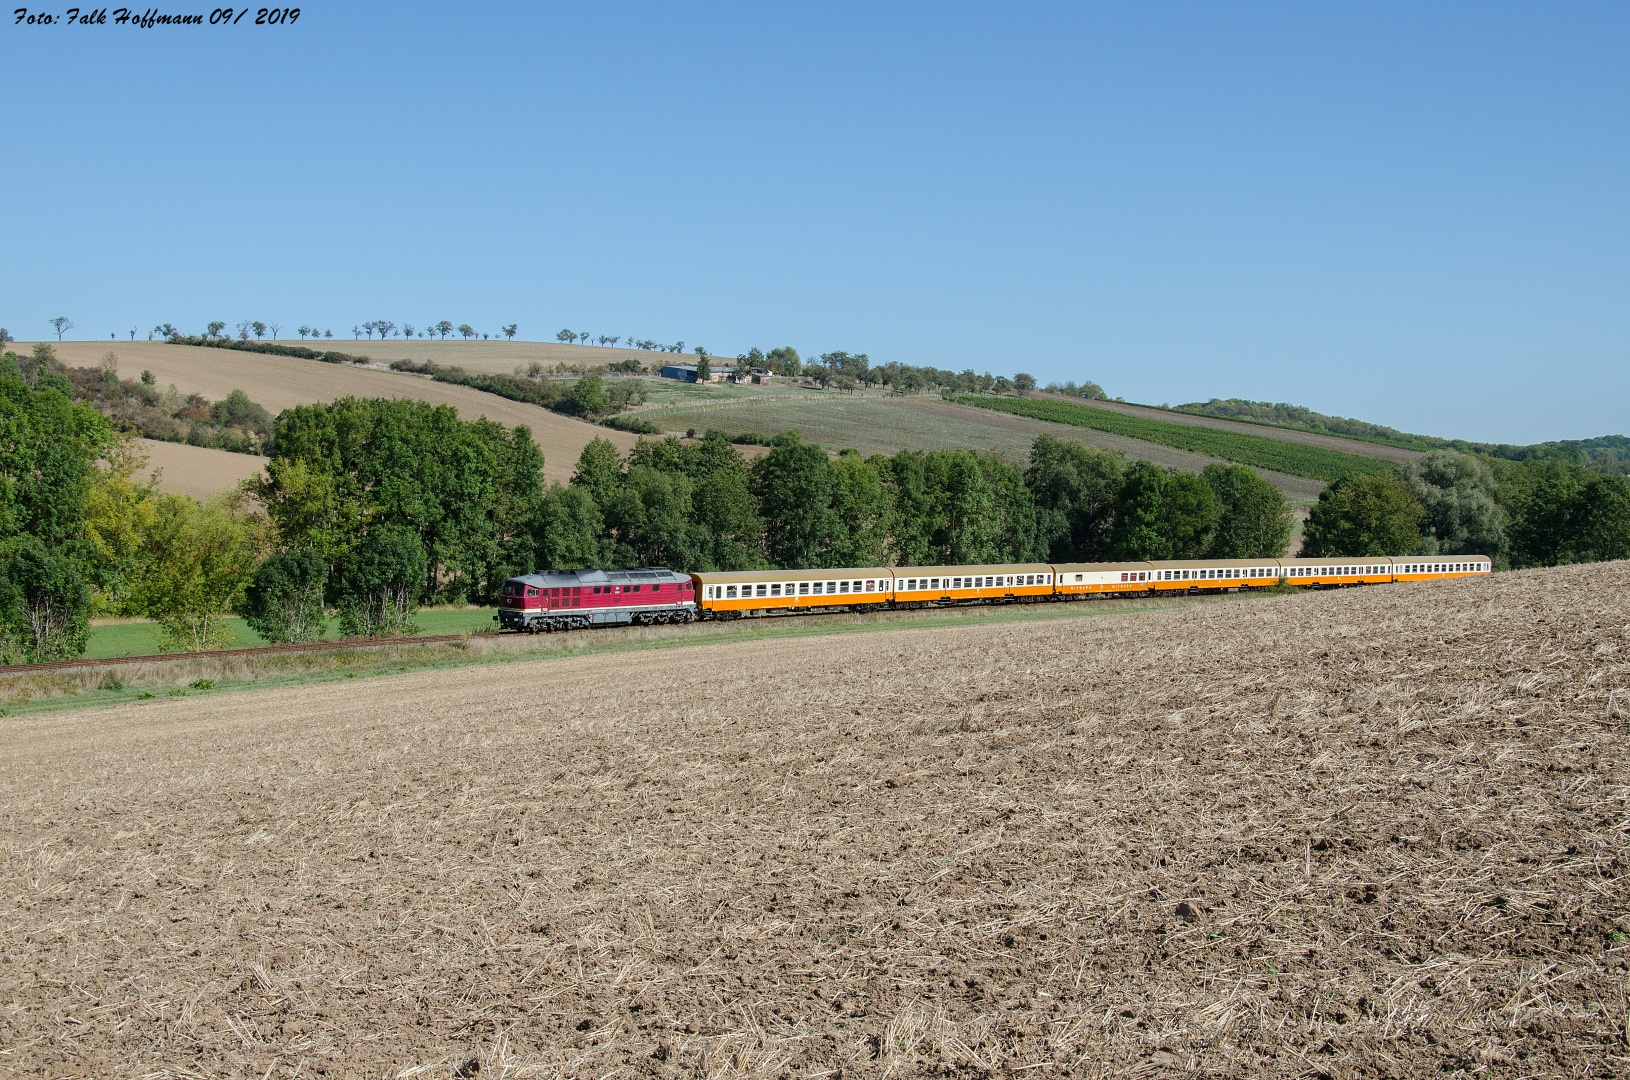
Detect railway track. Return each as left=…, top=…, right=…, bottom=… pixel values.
left=0, top=633, right=473, bottom=678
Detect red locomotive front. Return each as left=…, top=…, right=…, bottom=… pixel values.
left=496, top=567, right=696, bottom=631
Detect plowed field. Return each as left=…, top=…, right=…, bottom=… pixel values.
left=1, top=564, right=1626, bottom=1077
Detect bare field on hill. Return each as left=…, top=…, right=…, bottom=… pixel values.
left=132, top=437, right=266, bottom=498
left=649, top=393, right=1327, bottom=502
left=2, top=563, right=1626, bottom=1077
left=33, top=342, right=638, bottom=482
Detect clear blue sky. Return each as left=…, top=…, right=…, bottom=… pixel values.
left=3, top=3, right=1624, bottom=444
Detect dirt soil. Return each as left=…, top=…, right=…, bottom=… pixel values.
left=0, top=563, right=1625, bottom=1077
left=132, top=438, right=266, bottom=499
left=31, top=343, right=639, bottom=483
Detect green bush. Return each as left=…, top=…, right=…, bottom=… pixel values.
left=337, top=526, right=426, bottom=638
left=241, top=548, right=327, bottom=644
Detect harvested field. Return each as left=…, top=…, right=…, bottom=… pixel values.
left=31, top=343, right=638, bottom=483
left=132, top=437, right=266, bottom=499
left=1, top=563, right=1626, bottom=1077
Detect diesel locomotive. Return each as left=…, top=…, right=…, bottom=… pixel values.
left=496, top=555, right=1490, bottom=632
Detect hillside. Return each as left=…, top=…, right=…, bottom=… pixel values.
left=637, top=389, right=1330, bottom=502
left=0, top=563, right=1620, bottom=1075
left=133, top=437, right=266, bottom=498
left=33, top=341, right=640, bottom=484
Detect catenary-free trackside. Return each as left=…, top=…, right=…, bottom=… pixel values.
left=495, top=555, right=1490, bottom=631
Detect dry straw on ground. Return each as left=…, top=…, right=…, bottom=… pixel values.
left=0, top=563, right=1626, bottom=1078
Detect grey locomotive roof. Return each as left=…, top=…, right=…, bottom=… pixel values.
left=508, top=567, right=687, bottom=585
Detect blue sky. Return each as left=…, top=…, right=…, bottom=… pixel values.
left=2, top=2, right=1624, bottom=444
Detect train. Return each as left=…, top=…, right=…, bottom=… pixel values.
left=495, top=555, right=1491, bottom=632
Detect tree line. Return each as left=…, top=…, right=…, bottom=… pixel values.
left=1302, top=454, right=1630, bottom=568
left=8, top=369, right=1628, bottom=664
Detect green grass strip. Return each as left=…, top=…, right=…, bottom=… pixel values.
left=955, top=395, right=1397, bottom=482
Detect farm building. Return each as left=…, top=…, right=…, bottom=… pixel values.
left=660, top=364, right=736, bottom=383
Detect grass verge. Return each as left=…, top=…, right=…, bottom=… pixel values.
left=84, top=607, right=497, bottom=658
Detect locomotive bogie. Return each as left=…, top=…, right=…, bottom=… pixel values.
left=497, top=555, right=1491, bottom=634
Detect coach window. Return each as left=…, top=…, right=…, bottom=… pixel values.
left=866, top=580, right=875, bottom=591
left=799, top=582, right=809, bottom=595
left=770, top=583, right=781, bottom=596
left=726, top=585, right=737, bottom=598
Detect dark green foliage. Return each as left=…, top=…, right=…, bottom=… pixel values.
left=0, top=538, right=91, bottom=663
left=337, top=525, right=426, bottom=637
left=957, top=394, right=1395, bottom=482
left=1203, top=464, right=1294, bottom=559
left=751, top=432, right=839, bottom=568
left=1107, top=463, right=1170, bottom=560
left=1175, top=398, right=1437, bottom=450
left=1026, top=435, right=1126, bottom=562
left=877, top=449, right=1040, bottom=566
left=1496, top=460, right=1630, bottom=568
left=829, top=452, right=892, bottom=567
left=241, top=548, right=326, bottom=644
left=167, top=336, right=369, bottom=365
left=1178, top=397, right=1630, bottom=474
left=259, top=397, right=544, bottom=604
left=532, top=484, right=607, bottom=570
left=1302, top=475, right=1427, bottom=557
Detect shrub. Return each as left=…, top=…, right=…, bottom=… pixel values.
left=337, top=526, right=425, bottom=638
left=241, top=548, right=327, bottom=644
left=0, top=539, right=92, bottom=664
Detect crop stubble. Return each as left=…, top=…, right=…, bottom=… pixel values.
left=0, top=563, right=1626, bottom=1077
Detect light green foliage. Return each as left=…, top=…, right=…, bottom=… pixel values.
left=1301, top=474, right=1427, bottom=557
left=135, top=494, right=271, bottom=652
left=1202, top=463, right=1294, bottom=559
left=1402, top=451, right=1506, bottom=559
